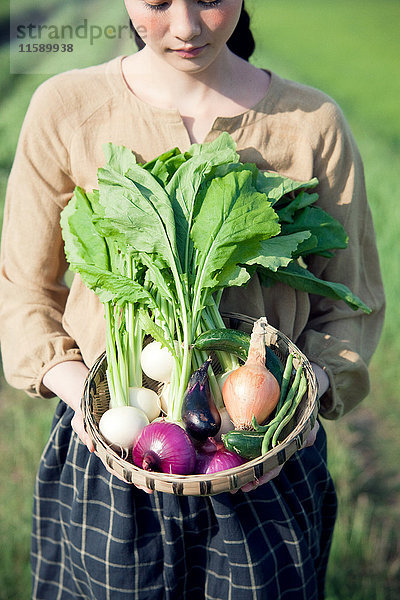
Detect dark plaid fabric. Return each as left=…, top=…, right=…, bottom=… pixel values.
left=31, top=401, right=337, bottom=599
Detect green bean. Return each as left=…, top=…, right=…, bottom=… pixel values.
left=276, top=353, right=294, bottom=413
left=271, top=372, right=307, bottom=448
left=261, top=363, right=303, bottom=453
left=251, top=414, right=269, bottom=432
left=251, top=353, right=294, bottom=435
left=261, top=408, right=288, bottom=454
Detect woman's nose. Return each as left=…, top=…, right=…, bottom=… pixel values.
left=169, top=4, right=202, bottom=41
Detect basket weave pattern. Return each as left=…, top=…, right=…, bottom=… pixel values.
left=82, top=314, right=319, bottom=496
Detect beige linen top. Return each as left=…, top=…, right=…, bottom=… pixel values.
left=0, top=56, right=385, bottom=419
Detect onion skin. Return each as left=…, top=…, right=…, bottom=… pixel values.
left=194, top=437, right=219, bottom=474
left=206, top=448, right=245, bottom=474
left=223, top=365, right=280, bottom=429
left=195, top=438, right=245, bottom=474
left=222, top=318, right=280, bottom=430
left=131, top=420, right=196, bottom=475
left=214, top=407, right=234, bottom=441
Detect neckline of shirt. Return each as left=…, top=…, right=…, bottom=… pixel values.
left=109, top=55, right=282, bottom=135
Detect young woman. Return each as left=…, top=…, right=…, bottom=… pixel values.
left=0, top=1, right=384, bottom=598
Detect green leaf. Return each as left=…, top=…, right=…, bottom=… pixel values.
left=277, top=190, right=320, bottom=223
left=140, top=253, right=176, bottom=302
left=256, top=171, right=319, bottom=204
left=70, top=262, right=155, bottom=307
left=191, top=169, right=280, bottom=291
left=97, top=164, right=179, bottom=267
left=246, top=232, right=312, bottom=271
left=60, top=186, right=110, bottom=271
left=165, top=139, right=240, bottom=271
left=137, top=308, right=175, bottom=355
left=103, top=143, right=137, bottom=175
left=143, top=148, right=186, bottom=185
left=282, top=206, right=348, bottom=256
left=264, top=261, right=371, bottom=313
left=214, top=264, right=252, bottom=291
left=185, top=130, right=239, bottom=159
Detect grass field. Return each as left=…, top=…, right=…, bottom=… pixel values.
left=1, top=1, right=400, bottom=599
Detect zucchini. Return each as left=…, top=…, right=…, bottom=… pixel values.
left=193, top=328, right=284, bottom=384
left=193, top=328, right=250, bottom=362
left=221, top=429, right=265, bottom=460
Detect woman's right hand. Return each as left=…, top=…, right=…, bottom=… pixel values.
left=70, top=404, right=94, bottom=453
left=42, top=360, right=94, bottom=453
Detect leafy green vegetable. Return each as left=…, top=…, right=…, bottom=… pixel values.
left=246, top=232, right=312, bottom=271
left=276, top=190, right=320, bottom=223
left=281, top=205, right=348, bottom=258
left=60, top=132, right=371, bottom=418
left=255, top=171, right=319, bottom=204
left=61, top=187, right=146, bottom=407
left=259, top=261, right=372, bottom=313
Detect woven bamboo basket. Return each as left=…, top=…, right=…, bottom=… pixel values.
left=82, top=313, right=319, bottom=496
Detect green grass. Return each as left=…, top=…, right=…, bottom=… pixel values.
left=1, top=1, right=400, bottom=598
left=0, top=378, right=57, bottom=600
left=248, top=0, right=400, bottom=149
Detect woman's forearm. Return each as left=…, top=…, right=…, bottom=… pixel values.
left=42, top=360, right=89, bottom=410
left=42, top=360, right=94, bottom=451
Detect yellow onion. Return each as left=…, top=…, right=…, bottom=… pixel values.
left=222, top=318, right=280, bottom=429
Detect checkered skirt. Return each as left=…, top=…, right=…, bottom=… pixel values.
left=31, top=401, right=337, bottom=600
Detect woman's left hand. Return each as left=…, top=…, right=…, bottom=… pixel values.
left=234, top=420, right=320, bottom=494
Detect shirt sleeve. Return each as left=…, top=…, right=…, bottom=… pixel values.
left=0, top=79, right=83, bottom=398
left=296, top=102, right=385, bottom=419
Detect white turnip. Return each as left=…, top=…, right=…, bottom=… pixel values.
left=99, top=406, right=149, bottom=449
left=129, top=387, right=161, bottom=422
left=140, top=341, right=175, bottom=383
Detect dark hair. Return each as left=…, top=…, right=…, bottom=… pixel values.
left=129, top=2, right=255, bottom=62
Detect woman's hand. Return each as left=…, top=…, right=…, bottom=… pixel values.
left=42, top=360, right=94, bottom=453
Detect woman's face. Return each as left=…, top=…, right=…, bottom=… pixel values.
left=124, top=0, right=243, bottom=71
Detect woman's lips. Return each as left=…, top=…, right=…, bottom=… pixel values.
left=172, top=45, right=207, bottom=58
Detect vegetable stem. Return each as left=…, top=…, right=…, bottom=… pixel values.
left=104, top=302, right=127, bottom=408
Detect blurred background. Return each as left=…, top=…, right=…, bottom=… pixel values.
left=1, top=1, right=399, bottom=598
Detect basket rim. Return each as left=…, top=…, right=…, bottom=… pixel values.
left=82, top=314, right=319, bottom=493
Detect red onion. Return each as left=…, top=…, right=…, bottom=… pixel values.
left=195, top=438, right=245, bottom=475
left=132, top=420, right=196, bottom=475
left=194, top=437, right=219, bottom=474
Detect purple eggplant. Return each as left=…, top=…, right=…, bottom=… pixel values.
left=181, top=359, right=221, bottom=441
